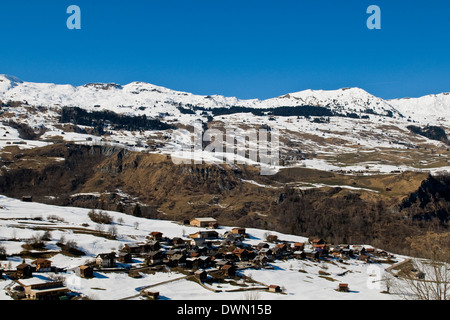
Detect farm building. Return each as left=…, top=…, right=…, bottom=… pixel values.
left=268, top=285, right=282, bottom=293
left=96, top=253, right=117, bottom=268
left=143, top=291, right=159, bottom=299
left=266, top=235, right=278, bottom=242
left=220, top=264, right=236, bottom=278
left=190, top=217, right=218, bottom=228
left=231, top=227, right=246, bottom=235
left=16, top=263, right=33, bottom=279
left=118, top=252, right=133, bottom=263
left=32, top=259, right=52, bottom=272
left=76, top=265, right=94, bottom=278
left=189, top=230, right=219, bottom=239
left=338, top=283, right=349, bottom=292
left=21, top=196, right=33, bottom=202
left=194, top=270, right=208, bottom=281
left=148, top=231, right=163, bottom=241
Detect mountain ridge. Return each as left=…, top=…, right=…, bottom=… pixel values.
left=1, top=74, right=449, bottom=123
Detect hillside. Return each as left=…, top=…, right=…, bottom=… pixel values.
left=0, top=194, right=408, bottom=300
left=0, top=142, right=448, bottom=257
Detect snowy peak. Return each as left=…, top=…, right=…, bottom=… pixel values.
left=389, top=93, right=450, bottom=121
left=249, top=86, right=402, bottom=119
left=0, top=74, right=23, bottom=84
left=0, top=74, right=24, bottom=92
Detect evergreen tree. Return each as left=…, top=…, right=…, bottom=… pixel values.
left=133, top=204, right=142, bottom=217
left=116, top=202, right=124, bottom=213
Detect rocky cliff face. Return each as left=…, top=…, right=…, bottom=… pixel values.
left=1, top=142, right=449, bottom=255
left=399, top=174, right=450, bottom=223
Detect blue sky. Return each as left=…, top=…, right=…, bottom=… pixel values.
left=0, top=0, right=449, bottom=100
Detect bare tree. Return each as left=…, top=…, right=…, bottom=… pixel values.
left=394, top=232, right=450, bottom=300
left=382, top=273, right=395, bottom=294
left=396, top=258, right=450, bottom=300
left=108, top=225, right=118, bottom=239
left=243, top=291, right=262, bottom=300
left=41, top=230, right=52, bottom=241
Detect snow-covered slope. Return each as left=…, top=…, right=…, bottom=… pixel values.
left=0, top=195, right=407, bottom=300
left=389, top=93, right=450, bottom=123
left=264, top=87, right=402, bottom=117
left=0, top=74, right=421, bottom=119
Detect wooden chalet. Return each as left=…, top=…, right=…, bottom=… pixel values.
left=172, top=237, right=187, bottom=246
left=189, top=237, right=206, bottom=247
left=168, top=253, right=187, bottom=267
left=233, top=248, right=250, bottom=261
left=338, top=283, right=349, bottom=292
left=190, top=217, right=219, bottom=228
left=144, top=291, right=159, bottom=299
left=148, top=231, right=163, bottom=241
left=32, top=259, right=52, bottom=272
left=251, top=255, right=268, bottom=267
left=96, top=253, right=117, bottom=268
left=340, top=248, right=354, bottom=258
left=16, top=263, right=33, bottom=279
left=231, top=227, right=246, bottom=235
left=194, top=269, right=208, bottom=281
left=268, top=285, right=282, bottom=293
left=292, top=242, right=305, bottom=251
left=118, top=252, right=133, bottom=264
left=189, top=230, right=219, bottom=240
left=122, top=242, right=159, bottom=255
left=351, top=245, right=364, bottom=255
left=304, top=249, right=320, bottom=260
left=311, top=239, right=326, bottom=246
left=220, top=264, right=236, bottom=277
left=358, top=254, right=371, bottom=262
left=77, top=265, right=94, bottom=278
left=275, top=243, right=291, bottom=252
left=294, top=251, right=306, bottom=260
left=22, top=196, right=33, bottom=202
left=258, top=248, right=273, bottom=259
left=122, top=243, right=143, bottom=255
left=145, top=251, right=164, bottom=266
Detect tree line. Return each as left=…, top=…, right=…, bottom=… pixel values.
left=60, top=107, right=174, bottom=133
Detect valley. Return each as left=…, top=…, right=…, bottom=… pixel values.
left=0, top=74, right=449, bottom=300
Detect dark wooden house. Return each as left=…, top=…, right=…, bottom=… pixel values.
left=268, top=285, right=282, bottom=293
left=148, top=231, right=163, bottom=241
left=220, top=264, right=236, bottom=278
left=194, top=270, right=208, bottom=281
left=16, top=263, right=33, bottom=279
left=96, top=253, right=117, bottom=268
left=77, top=265, right=94, bottom=278
left=118, top=252, right=133, bottom=264
left=145, top=251, right=164, bottom=266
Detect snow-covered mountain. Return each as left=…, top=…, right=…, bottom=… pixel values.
left=3, top=74, right=448, bottom=121
left=0, top=74, right=449, bottom=177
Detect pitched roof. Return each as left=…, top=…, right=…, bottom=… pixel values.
left=32, top=258, right=51, bottom=264
left=192, top=217, right=217, bottom=222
